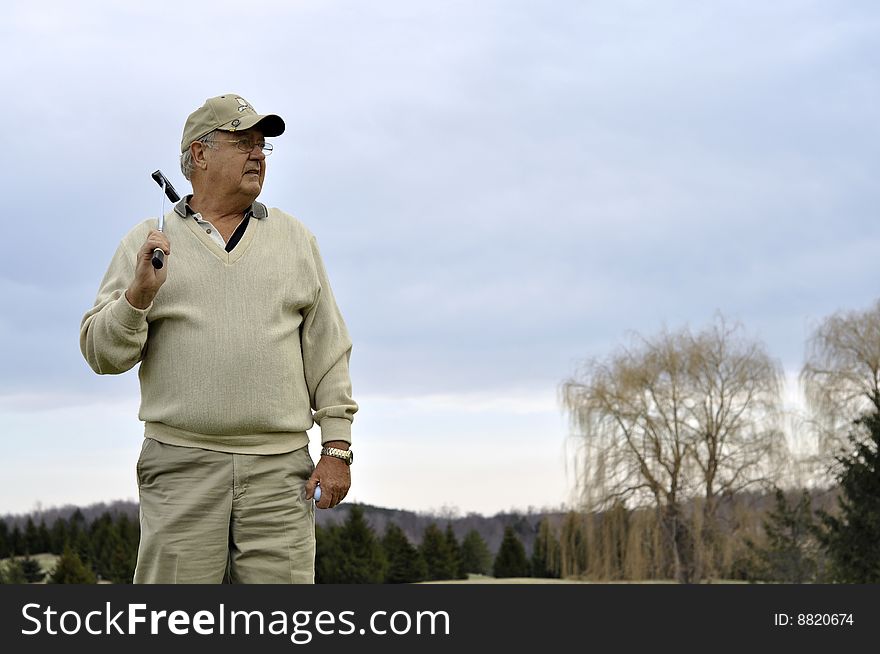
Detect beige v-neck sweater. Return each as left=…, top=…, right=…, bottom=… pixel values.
left=80, top=206, right=357, bottom=454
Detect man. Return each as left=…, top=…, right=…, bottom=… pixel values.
left=80, top=94, right=357, bottom=583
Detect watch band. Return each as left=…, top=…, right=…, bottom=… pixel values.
left=321, top=446, right=353, bottom=465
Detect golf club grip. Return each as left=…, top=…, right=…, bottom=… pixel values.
left=151, top=247, right=165, bottom=269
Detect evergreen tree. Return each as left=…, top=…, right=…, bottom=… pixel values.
left=444, top=523, right=466, bottom=579
left=460, top=529, right=492, bottom=576
left=746, top=488, right=819, bottom=583
left=531, top=518, right=561, bottom=578
left=0, top=521, right=9, bottom=559
left=315, top=523, right=343, bottom=584
left=420, top=523, right=457, bottom=581
left=38, top=520, right=51, bottom=555
left=382, top=523, right=427, bottom=583
left=106, top=513, right=138, bottom=584
left=493, top=526, right=530, bottom=578
left=0, top=559, right=28, bottom=584
left=48, top=546, right=97, bottom=584
left=24, top=518, right=43, bottom=554
left=49, top=518, right=68, bottom=555
left=10, top=525, right=24, bottom=557
left=332, top=506, right=386, bottom=583
left=20, top=555, right=46, bottom=583
left=818, top=410, right=880, bottom=582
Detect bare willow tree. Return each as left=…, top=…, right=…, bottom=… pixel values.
left=801, top=300, right=880, bottom=463
left=561, top=316, right=787, bottom=582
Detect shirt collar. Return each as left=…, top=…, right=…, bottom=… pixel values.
left=173, top=194, right=268, bottom=220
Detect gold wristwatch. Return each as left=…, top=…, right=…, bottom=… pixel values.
left=321, top=446, right=353, bottom=465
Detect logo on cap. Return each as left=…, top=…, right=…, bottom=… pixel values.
left=236, top=98, right=250, bottom=112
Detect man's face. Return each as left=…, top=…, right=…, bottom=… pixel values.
left=203, top=128, right=267, bottom=203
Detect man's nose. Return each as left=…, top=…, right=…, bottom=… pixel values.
left=249, top=146, right=266, bottom=160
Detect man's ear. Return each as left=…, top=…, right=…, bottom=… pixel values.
left=191, top=141, right=209, bottom=170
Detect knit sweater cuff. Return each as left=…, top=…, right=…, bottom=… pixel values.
left=111, top=295, right=150, bottom=330
left=319, top=417, right=352, bottom=445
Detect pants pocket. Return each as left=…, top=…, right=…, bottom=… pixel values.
left=136, top=438, right=158, bottom=487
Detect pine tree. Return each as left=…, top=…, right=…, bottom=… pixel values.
left=48, top=546, right=97, bottom=584
left=24, top=518, right=42, bottom=555
left=818, top=410, right=880, bottom=582
left=315, top=523, right=343, bottom=584
left=460, top=529, right=492, bottom=576
left=20, top=555, right=46, bottom=583
left=10, top=525, right=24, bottom=557
left=0, top=559, right=28, bottom=584
left=49, top=518, right=68, bottom=555
left=332, top=506, right=386, bottom=583
left=108, top=513, right=138, bottom=583
left=37, top=521, right=51, bottom=555
left=420, top=523, right=457, bottom=581
left=444, top=523, right=466, bottom=579
left=0, top=521, right=9, bottom=559
left=746, top=488, right=819, bottom=583
left=382, top=523, right=427, bottom=583
left=493, top=526, right=530, bottom=578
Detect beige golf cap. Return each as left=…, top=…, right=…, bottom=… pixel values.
left=181, top=93, right=285, bottom=153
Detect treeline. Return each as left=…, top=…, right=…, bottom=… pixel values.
left=316, top=506, right=545, bottom=583
left=0, top=505, right=546, bottom=584
left=539, top=404, right=880, bottom=584
left=4, top=481, right=873, bottom=583
left=0, top=508, right=137, bottom=583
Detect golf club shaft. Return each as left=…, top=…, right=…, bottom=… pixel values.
left=150, top=170, right=180, bottom=270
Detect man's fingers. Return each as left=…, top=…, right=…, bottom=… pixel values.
left=142, top=232, right=171, bottom=258
left=304, top=476, right=318, bottom=500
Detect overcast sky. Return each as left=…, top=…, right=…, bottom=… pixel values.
left=1, top=0, right=879, bottom=517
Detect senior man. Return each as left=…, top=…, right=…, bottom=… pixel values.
left=80, top=93, right=357, bottom=584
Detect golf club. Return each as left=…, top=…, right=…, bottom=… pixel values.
left=150, top=170, right=180, bottom=269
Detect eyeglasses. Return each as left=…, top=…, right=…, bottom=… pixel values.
left=214, top=137, right=274, bottom=156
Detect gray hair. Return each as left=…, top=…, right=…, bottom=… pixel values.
left=180, top=130, right=217, bottom=180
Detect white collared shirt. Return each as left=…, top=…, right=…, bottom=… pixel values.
left=191, top=212, right=246, bottom=249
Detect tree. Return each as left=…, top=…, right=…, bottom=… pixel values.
left=315, top=523, right=342, bottom=584
left=0, top=521, right=9, bottom=559
left=745, top=488, right=820, bottom=583
left=559, top=511, right=589, bottom=578
left=817, top=410, right=880, bottom=582
left=531, top=518, right=561, bottom=578
left=493, top=527, right=530, bottom=578
left=24, top=518, right=43, bottom=555
left=444, top=523, right=466, bottom=579
left=382, top=523, right=427, bottom=583
left=331, top=506, right=386, bottom=583
left=460, top=529, right=492, bottom=576
left=561, top=317, right=786, bottom=582
left=49, top=518, right=68, bottom=555
left=420, top=523, right=457, bottom=581
left=802, top=300, right=880, bottom=461
left=0, top=559, right=28, bottom=584
left=19, top=555, right=46, bottom=583
left=48, top=546, right=97, bottom=584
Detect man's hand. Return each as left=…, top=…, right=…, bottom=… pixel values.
left=305, top=442, right=351, bottom=509
left=125, top=229, right=171, bottom=310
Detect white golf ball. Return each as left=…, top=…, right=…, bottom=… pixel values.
left=314, top=485, right=322, bottom=501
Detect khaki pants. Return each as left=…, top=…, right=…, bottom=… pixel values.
left=133, top=438, right=315, bottom=584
